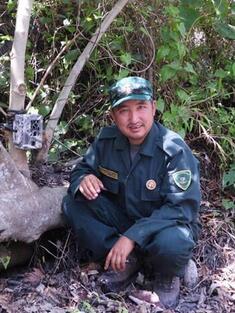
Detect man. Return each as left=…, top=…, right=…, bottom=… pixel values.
left=62, top=76, right=201, bottom=308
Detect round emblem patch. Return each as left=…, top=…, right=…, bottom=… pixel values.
left=146, top=179, right=157, bottom=190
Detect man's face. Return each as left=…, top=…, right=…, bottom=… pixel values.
left=111, top=99, right=156, bottom=145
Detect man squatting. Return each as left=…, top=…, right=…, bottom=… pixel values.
left=62, top=77, right=201, bottom=308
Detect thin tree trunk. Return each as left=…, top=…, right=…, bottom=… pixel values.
left=9, top=0, right=34, bottom=176
left=36, top=0, right=130, bottom=162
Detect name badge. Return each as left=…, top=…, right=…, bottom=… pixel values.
left=99, top=166, right=118, bottom=180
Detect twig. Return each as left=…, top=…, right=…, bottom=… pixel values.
left=0, top=107, right=7, bottom=116
left=52, top=230, right=71, bottom=274
left=199, top=123, right=226, bottom=161
left=52, top=137, right=80, bottom=157
left=39, top=244, right=60, bottom=260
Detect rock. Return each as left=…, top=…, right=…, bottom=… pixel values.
left=184, top=259, right=199, bottom=289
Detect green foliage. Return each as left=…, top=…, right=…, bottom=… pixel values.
left=119, top=307, right=129, bottom=313
left=153, top=0, right=235, bottom=165
left=0, top=0, right=234, bottom=173
left=222, top=198, right=235, bottom=210
left=223, top=163, right=235, bottom=189
left=78, top=301, right=96, bottom=313
left=75, top=114, right=94, bottom=133
left=222, top=163, right=235, bottom=211
left=68, top=301, right=129, bottom=313
left=0, top=255, right=11, bottom=270
left=162, top=103, right=192, bottom=138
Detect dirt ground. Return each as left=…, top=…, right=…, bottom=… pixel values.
left=0, top=152, right=234, bottom=313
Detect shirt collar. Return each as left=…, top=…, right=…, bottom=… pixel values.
left=139, top=123, right=161, bottom=157
left=114, top=122, right=162, bottom=155
left=114, top=128, right=129, bottom=150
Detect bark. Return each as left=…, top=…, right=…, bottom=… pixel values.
left=9, top=0, right=34, bottom=176
left=0, top=142, right=66, bottom=243
left=36, top=0, right=130, bottom=162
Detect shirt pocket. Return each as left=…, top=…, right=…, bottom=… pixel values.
left=99, top=166, right=119, bottom=194
left=141, top=186, right=161, bottom=201
left=140, top=178, right=163, bottom=216
left=98, top=165, right=119, bottom=194
left=101, top=175, right=119, bottom=194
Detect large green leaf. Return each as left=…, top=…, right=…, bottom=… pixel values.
left=179, top=0, right=204, bottom=9
left=39, top=105, right=51, bottom=117
left=214, top=20, right=235, bottom=39
left=114, top=69, right=129, bottom=80
left=212, top=0, right=229, bottom=18
left=177, top=42, right=187, bottom=58
left=222, top=199, right=235, bottom=210
left=0, top=74, right=8, bottom=87
left=0, top=256, right=11, bottom=270
left=160, top=65, right=177, bottom=82
left=156, top=46, right=170, bottom=61
left=156, top=97, right=165, bottom=113
left=120, top=52, right=132, bottom=66
left=232, top=63, right=235, bottom=76
left=179, top=5, right=200, bottom=30
left=223, top=164, right=235, bottom=188
left=184, top=62, right=197, bottom=75
left=64, top=49, right=79, bottom=63
left=7, top=0, right=16, bottom=12
left=160, top=61, right=183, bottom=82
left=176, top=89, right=190, bottom=102
left=214, top=68, right=229, bottom=78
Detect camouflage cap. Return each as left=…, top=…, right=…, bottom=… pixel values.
left=109, top=76, right=153, bottom=108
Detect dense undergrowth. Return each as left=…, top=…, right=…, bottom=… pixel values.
left=0, top=0, right=234, bottom=211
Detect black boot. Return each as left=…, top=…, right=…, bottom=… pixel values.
left=97, top=253, right=140, bottom=293
left=153, top=274, right=180, bottom=308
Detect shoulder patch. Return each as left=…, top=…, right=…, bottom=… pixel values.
left=172, top=170, right=192, bottom=191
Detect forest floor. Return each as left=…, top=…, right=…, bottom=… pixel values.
left=0, top=149, right=234, bottom=313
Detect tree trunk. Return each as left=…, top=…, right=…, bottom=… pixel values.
left=0, top=0, right=69, bottom=245
left=9, top=0, right=34, bottom=176
left=0, top=142, right=66, bottom=243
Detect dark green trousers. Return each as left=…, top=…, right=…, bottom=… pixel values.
left=62, top=193, right=195, bottom=277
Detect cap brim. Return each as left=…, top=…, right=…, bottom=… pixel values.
left=111, top=94, right=152, bottom=108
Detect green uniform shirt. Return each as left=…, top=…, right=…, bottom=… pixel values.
left=68, top=122, right=201, bottom=247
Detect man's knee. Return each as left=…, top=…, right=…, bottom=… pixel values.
left=62, top=194, right=119, bottom=261
left=155, top=225, right=195, bottom=256
left=144, top=226, right=195, bottom=276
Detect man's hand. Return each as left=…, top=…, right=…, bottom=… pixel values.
left=105, top=236, right=135, bottom=272
left=79, top=174, right=105, bottom=200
